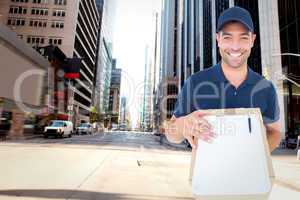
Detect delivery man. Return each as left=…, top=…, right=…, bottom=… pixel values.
left=164, top=6, right=281, bottom=152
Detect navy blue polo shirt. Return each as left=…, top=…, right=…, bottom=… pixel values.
left=173, top=63, right=280, bottom=124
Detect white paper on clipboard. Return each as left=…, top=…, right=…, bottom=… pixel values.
left=192, top=114, right=272, bottom=197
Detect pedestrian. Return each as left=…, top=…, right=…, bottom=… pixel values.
left=164, top=6, right=281, bottom=152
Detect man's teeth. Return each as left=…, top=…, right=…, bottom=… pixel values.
left=229, top=53, right=242, bottom=57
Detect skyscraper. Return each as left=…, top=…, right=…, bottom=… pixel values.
left=94, top=0, right=117, bottom=115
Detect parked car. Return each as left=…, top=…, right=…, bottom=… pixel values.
left=119, top=124, right=126, bottom=131
left=285, top=133, right=298, bottom=149
left=44, top=120, right=73, bottom=138
left=76, top=123, right=92, bottom=135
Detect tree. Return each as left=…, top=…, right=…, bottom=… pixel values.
left=90, top=106, right=99, bottom=123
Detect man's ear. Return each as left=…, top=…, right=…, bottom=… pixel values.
left=251, top=33, right=256, bottom=47
left=216, top=33, right=221, bottom=47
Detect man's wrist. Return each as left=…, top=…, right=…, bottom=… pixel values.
left=163, top=118, right=184, bottom=143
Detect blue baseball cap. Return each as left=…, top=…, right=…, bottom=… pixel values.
left=217, top=6, right=254, bottom=33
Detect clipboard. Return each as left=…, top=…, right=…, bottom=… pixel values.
left=190, top=108, right=275, bottom=200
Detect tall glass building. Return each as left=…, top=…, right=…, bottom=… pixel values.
left=94, top=0, right=117, bottom=115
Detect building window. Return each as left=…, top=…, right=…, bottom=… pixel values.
left=166, top=98, right=176, bottom=119
left=167, top=84, right=178, bottom=95
left=54, top=0, right=67, bottom=5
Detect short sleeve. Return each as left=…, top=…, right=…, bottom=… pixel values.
left=173, top=77, right=194, bottom=118
left=262, top=82, right=280, bottom=124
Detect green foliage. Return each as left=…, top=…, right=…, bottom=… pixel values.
left=90, top=106, right=99, bottom=123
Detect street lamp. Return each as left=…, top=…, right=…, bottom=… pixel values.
left=273, top=53, right=300, bottom=58
left=272, top=52, right=300, bottom=88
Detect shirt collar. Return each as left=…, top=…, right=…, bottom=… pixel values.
left=214, top=62, right=259, bottom=85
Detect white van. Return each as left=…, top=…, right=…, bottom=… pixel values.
left=44, top=120, right=73, bottom=138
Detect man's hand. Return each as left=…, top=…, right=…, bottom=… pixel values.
left=165, top=110, right=216, bottom=148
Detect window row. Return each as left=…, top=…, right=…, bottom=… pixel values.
left=8, top=7, right=66, bottom=17
left=27, top=36, right=46, bottom=44
left=51, top=21, right=64, bottom=28
left=53, top=10, right=66, bottom=17
left=33, top=0, right=49, bottom=4
left=9, top=6, right=27, bottom=14
left=11, top=0, right=49, bottom=3
left=11, top=0, right=29, bottom=3
left=49, top=38, right=63, bottom=45
left=26, top=36, right=63, bottom=45
left=10, top=0, right=65, bottom=4
left=29, top=19, right=47, bottom=27
left=7, top=18, right=65, bottom=29
left=54, top=0, right=67, bottom=5
left=31, top=8, right=48, bottom=15
left=7, top=18, right=26, bottom=26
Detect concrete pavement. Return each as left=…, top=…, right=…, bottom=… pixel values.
left=0, top=143, right=193, bottom=199
left=0, top=132, right=299, bottom=200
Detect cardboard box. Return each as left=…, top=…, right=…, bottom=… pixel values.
left=190, top=108, right=274, bottom=200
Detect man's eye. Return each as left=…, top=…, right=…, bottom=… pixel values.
left=241, top=37, right=249, bottom=40
left=223, top=37, right=231, bottom=40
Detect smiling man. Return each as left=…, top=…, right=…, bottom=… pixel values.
left=164, top=6, right=281, bottom=152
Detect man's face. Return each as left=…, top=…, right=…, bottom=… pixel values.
left=216, top=22, right=256, bottom=69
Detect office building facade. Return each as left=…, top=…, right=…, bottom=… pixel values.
left=0, top=0, right=99, bottom=123
left=108, top=59, right=121, bottom=124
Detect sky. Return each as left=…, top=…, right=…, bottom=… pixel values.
left=112, top=0, right=161, bottom=127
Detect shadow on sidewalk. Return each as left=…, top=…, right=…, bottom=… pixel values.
left=271, top=148, right=298, bottom=156
left=0, top=189, right=194, bottom=200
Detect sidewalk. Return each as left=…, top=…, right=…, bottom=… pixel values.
left=271, top=148, right=300, bottom=191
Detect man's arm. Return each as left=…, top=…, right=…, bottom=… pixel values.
left=265, top=121, right=281, bottom=152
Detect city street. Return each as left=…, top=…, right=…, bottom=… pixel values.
left=0, top=131, right=299, bottom=200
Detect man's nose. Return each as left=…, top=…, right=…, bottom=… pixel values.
left=231, top=40, right=241, bottom=51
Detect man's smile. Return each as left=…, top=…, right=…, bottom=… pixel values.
left=227, top=52, right=243, bottom=58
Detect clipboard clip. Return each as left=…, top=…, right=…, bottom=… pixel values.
left=248, top=115, right=252, bottom=134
